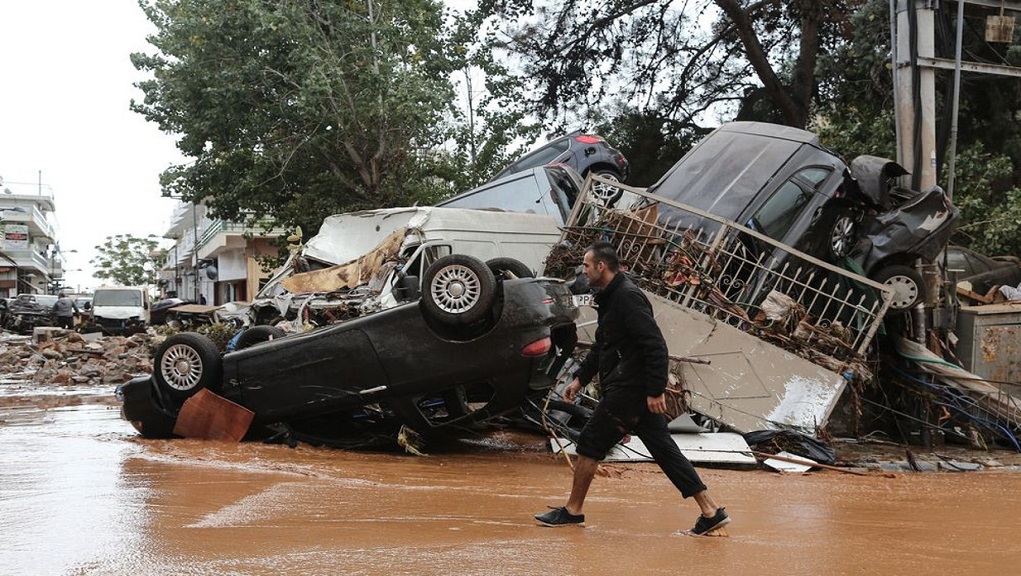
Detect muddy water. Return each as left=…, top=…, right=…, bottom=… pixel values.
left=3, top=398, right=1021, bottom=575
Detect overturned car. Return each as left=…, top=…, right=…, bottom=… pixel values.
left=120, top=253, right=580, bottom=446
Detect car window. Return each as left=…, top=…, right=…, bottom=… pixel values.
left=440, top=173, right=547, bottom=215
left=420, top=244, right=452, bottom=274
left=799, top=167, right=830, bottom=188
left=945, top=248, right=972, bottom=276
left=751, top=180, right=812, bottom=240
left=93, top=290, right=143, bottom=307
left=507, top=141, right=570, bottom=173
left=546, top=167, right=579, bottom=222
left=36, top=295, right=58, bottom=307
left=750, top=167, right=834, bottom=241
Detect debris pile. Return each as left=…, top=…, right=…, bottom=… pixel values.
left=544, top=211, right=874, bottom=381
left=0, top=330, right=155, bottom=388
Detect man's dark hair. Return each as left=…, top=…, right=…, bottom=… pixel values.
left=586, top=241, right=620, bottom=272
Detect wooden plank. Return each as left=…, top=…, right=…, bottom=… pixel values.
left=172, top=389, right=254, bottom=442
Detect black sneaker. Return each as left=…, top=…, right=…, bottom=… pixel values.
left=691, top=507, right=730, bottom=535
left=534, top=506, right=585, bottom=527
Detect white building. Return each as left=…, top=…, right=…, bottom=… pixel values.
left=0, top=180, right=63, bottom=298
left=159, top=201, right=281, bottom=305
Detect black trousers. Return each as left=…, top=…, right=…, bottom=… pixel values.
left=56, top=315, right=74, bottom=329
left=575, top=385, right=707, bottom=498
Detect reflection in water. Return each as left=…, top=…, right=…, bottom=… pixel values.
left=0, top=406, right=147, bottom=575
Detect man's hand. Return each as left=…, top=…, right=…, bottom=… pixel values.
left=562, top=377, right=582, bottom=403
left=647, top=394, right=667, bottom=414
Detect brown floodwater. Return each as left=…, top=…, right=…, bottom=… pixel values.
left=2, top=386, right=1021, bottom=576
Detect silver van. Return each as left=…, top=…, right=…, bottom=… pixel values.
left=436, top=165, right=581, bottom=225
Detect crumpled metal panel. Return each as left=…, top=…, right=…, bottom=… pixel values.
left=575, top=293, right=848, bottom=434
left=281, top=228, right=406, bottom=293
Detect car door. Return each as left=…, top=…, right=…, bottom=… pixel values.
left=227, top=326, right=389, bottom=422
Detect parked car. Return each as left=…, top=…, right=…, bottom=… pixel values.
left=119, top=254, right=580, bottom=444
left=491, top=131, right=630, bottom=204
left=642, top=122, right=960, bottom=310
left=149, top=297, right=188, bottom=325
left=944, top=244, right=1021, bottom=296
left=2, top=293, right=57, bottom=333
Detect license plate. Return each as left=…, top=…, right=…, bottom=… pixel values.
left=572, top=294, right=593, bottom=307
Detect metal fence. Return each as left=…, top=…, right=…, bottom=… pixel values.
left=549, top=174, right=894, bottom=360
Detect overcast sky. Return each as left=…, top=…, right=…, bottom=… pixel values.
left=0, top=2, right=183, bottom=293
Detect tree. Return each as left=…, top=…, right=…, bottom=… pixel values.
left=475, top=0, right=860, bottom=131
left=481, top=0, right=1021, bottom=254
left=91, top=235, right=166, bottom=288
left=813, top=0, right=1021, bottom=257
left=132, top=0, right=460, bottom=234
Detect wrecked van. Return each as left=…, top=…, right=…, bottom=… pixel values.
left=436, top=164, right=581, bottom=225
left=120, top=253, right=580, bottom=444
left=249, top=206, right=564, bottom=326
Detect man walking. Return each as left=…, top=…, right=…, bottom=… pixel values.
left=52, top=292, right=79, bottom=330
left=534, top=242, right=730, bottom=535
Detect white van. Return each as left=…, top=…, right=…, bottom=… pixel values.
left=435, top=165, right=580, bottom=225
left=89, top=286, right=151, bottom=335
left=250, top=206, right=563, bottom=325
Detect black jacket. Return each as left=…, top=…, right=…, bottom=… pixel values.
left=574, top=273, right=669, bottom=397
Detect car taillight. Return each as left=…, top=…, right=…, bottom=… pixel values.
left=521, top=337, right=552, bottom=356
left=575, top=135, right=603, bottom=144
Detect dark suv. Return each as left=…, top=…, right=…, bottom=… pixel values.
left=645, top=122, right=960, bottom=310
left=492, top=131, right=630, bottom=198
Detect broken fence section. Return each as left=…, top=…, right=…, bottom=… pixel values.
left=547, top=176, right=894, bottom=373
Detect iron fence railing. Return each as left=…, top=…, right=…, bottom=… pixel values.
left=546, top=174, right=894, bottom=360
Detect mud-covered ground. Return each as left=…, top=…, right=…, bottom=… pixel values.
left=3, top=330, right=1021, bottom=574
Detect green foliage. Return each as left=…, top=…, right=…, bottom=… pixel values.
left=132, top=0, right=460, bottom=232
left=90, top=235, right=165, bottom=288
left=429, top=8, right=546, bottom=193
left=944, top=143, right=1021, bottom=256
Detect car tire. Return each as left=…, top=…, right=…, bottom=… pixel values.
left=234, top=325, right=287, bottom=351
left=828, top=212, right=859, bottom=260
left=590, top=170, right=624, bottom=207
left=486, top=257, right=534, bottom=280
left=422, top=254, right=497, bottom=325
left=872, top=265, right=925, bottom=310
left=153, top=332, right=222, bottom=403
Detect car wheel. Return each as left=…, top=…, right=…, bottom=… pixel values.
left=486, top=257, right=534, bottom=280
left=590, top=170, right=624, bottom=207
left=235, top=325, right=286, bottom=351
left=829, top=213, right=859, bottom=259
left=422, top=254, right=497, bottom=325
left=872, top=265, right=924, bottom=310
left=153, top=333, right=222, bottom=403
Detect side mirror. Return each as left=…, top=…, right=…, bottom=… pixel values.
left=394, top=275, right=420, bottom=302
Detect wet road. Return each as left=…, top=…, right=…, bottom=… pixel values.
left=3, top=389, right=1021, bottom=575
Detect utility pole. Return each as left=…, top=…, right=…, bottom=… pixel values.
left=892, top=0, right=1021, bottom=193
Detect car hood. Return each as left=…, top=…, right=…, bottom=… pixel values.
left=849, top=155, right=910, bottom=211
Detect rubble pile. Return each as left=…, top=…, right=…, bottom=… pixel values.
left=0, top=330, right=156, bottom=387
